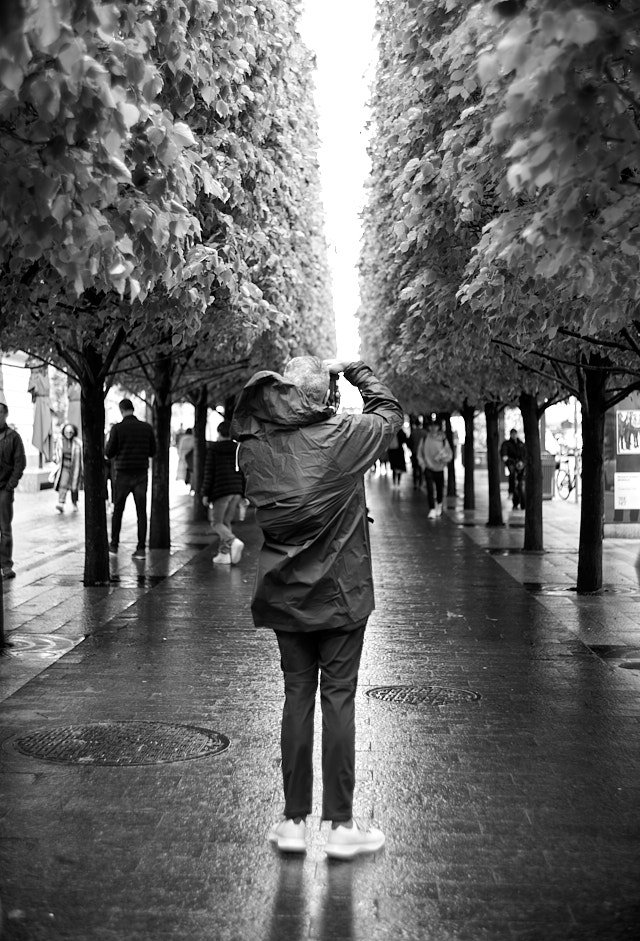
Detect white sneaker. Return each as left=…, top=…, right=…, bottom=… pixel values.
left=427, top=508, right=437, bottom=519
left=230, top=537, right=244, bottom=564
left=212, top=552, right=231, bottom=565
left=268, top=818, right=306, bottom=853
left=435, top=502, right=443, bottom=517
left=55, top=504, right=64, bottom=514
left=325, top=820, right=385, bottom=859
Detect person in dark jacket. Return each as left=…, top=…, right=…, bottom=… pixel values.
left=231, top=356, right=403, bottom=859
left=105, top=398, right=156, bottom=559
left=500, top=428, right=526, bottom=510
left=0, top=396, right=26, bottom=579
left=201, top=420, right=245, bottom=565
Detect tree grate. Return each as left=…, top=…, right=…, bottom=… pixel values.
left=13, top=721, right=230, bottom=766
left=524, top=583, right=640, bottom=596
left=366, top=685, right=481, bottom=706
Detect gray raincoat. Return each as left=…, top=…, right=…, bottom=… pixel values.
left=230, top=361, right=403, bottom=632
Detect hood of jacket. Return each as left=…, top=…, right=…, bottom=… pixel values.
left=230, top=370, right=333, bottom=439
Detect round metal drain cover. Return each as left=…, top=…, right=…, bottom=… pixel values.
left=13, top=721, right=230, bottom=766
left=366, top=685, right=480, bottom=706
left=7, top=634, right=76, bottom=659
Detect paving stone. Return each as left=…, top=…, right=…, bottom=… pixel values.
left=1, top=477, right=640, bottom=938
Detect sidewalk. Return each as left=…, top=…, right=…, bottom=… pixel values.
left=1, top=469, right=639, bottom=941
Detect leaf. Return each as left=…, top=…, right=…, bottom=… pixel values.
left=57, top=41, right=84, bottom=75
left=570, top=14, right=599, bottom=47
left=32, top=0, right=62, bottom=51
left=172, top=122, right=196, bottom=147
left=106, top=155, right=132, bottom=183
left=477, top=52, right=499, bottom=86
left=0, top=60, right=24, bottom=92
left=129, top=277, right=141, bottom=302
left=118, top=102, right=140, bottom=128
left=528, top=142, right=553, bottom=167
left=30, top=74, right=61, bottom=120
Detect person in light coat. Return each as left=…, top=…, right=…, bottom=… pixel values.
left=53, top=423, right=83, bottom=512
left=417, top=419, right=452, bottom=518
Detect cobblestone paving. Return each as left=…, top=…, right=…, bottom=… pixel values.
left=1, top=472, right=639, bottom=940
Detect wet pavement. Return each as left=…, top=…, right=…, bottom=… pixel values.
left=1, top=469, right=640, bottom=940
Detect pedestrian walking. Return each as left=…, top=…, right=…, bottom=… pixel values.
left=176, top=427, right=195, bottom=490
left=0, top=394, right=26, bottom=579
left=500, top=428, right=526, bottom=510
left=417, top=419, right=452, bottom=518
left=201, top=420, right=244, bottom=565
left=407, top=416, right=426, bottom=490
left=387, top=427, right=408, bottom=486
left=105, top=399, right=156, bottom=559
left=52, top=423, right=83, bottom=512
left=230, top=356, right=403, bottom=859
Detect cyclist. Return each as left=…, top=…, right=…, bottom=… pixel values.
left=500, top=428, right=526, bottom=510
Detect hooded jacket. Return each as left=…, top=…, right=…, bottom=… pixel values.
left=230, top=361, right=403, bottom=633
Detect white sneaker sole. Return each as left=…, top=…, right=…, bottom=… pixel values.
left=325, top=832, right=385, bottom=859
left=268, top=832, right=306, bottom=853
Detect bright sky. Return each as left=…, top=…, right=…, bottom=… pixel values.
left=298, top=0, right=377, bottom=362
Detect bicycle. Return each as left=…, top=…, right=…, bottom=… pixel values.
left=555, top=459, right=577, bottom=500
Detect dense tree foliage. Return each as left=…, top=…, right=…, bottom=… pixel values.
left=361, top=0, right=640, bottom=589
left=0, top=0, right=334, bottom=583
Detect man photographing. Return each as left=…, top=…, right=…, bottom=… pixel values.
left=230, top=356, right=403, bottom=858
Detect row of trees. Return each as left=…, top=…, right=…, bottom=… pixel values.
left=0, top=0, right=335, bottom=588
left=360, top=0, right=640, bottom=592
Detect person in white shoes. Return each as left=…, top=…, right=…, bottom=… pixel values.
left=231, top=356, right=403, bottom=858
left=201, top=420, right=245, bottom=565
left=417, top=418, right=452, bottom=519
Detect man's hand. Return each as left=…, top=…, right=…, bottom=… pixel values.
left=323, top=359, right=354, bottom=375
left=202, top=496, right=210, bottom=508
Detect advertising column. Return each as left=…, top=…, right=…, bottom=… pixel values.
left=605, top=391, right=640, bottom=535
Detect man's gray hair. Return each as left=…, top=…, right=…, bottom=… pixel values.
left=283, top=356, right=330, bottom=403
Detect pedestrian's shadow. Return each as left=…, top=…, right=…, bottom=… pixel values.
left=265, top=856, right=307, bottom=941
left=317, top=860, right=354, bottom=941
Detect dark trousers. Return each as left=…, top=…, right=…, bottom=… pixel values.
left=424, top=468, right=444, bottom=509
left=274, top=625, right=366, bottom=822
left=0, top=488, right=14, bottom=570
left=110, top=472, right=149, bottom=550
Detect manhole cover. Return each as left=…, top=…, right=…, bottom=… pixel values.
left=366, top=685, right=481, bottom=706
left=6, top=634, right=76, bottom=659
left=12, top=721, right=230, bottom=765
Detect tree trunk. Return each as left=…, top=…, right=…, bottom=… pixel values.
left=577, top=360, right=607, bottom=593
left=150, top=351, right=172, bottom=549
left=81, top=346, right=110, bottom=586
left=485, top=402, right=504, bottom=527
left=462, top=401, right=475, bottom=510
left=520, top=391, right=543, bottom=551
left=192, top=384, right=208, bottom=522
